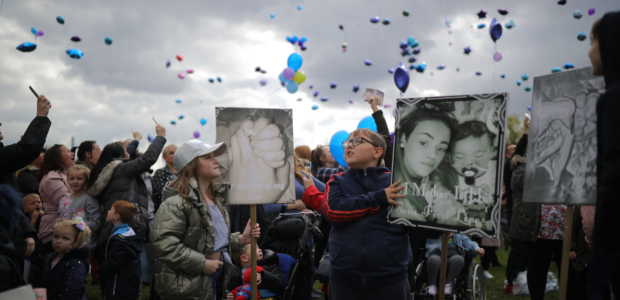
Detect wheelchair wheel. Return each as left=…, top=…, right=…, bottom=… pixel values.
left=467, top=263, right=486, bottom=300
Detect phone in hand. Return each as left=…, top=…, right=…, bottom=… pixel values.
left=364, top=88, right=384, bottom=106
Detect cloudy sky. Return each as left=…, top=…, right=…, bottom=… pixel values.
left=0, top=0, right=617, bottom=166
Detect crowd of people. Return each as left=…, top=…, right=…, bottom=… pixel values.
left=0, top=11, right=618, bottom=300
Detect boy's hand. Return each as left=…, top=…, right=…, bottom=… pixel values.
left=36, top=95, right=51, bottom=117
left=384, top=181, right=405, bottom=206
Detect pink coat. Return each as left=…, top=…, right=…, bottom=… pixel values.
left=38, top=170, right=72, bottom=243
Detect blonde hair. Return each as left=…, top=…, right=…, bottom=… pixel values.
left=68, top=165, right=91, bottom=188
left=54, top=218, right=92, bottom=248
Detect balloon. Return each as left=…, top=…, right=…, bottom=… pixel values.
left=493, top=52, right=503, bottom=62
left=311, top=104, right=319, bottom=110
left=551, top=67, right=562, bottom=73
left=193, top=131, right=201, bottom=139
left=352, top=85, right=360, bottom=93
left=176, top=55, right=183, bottom=62
left=308, top=85, right=314, bottom=89
left=558, top=0, right=566, bottom=5
left=394, top=67, right=410, bottom=93
left=475, top=71, right=483, bottom=76
left=36, top=30, right=44, bottom=37
left=370, top=16, right=380, bottom=24
left=357, top=116, right=378, bottom=132
left=573, top=10, right=583, bottom=19
left=297, top=98, right=303, bottom=102
left=296, top=5, right=303, bottom=11
left=186, top=69, right=194, bottom=74
left=216, top=77, right=222, bottom=83
left=524, top=87, right=532, bottom=92
left=407, top=37, right=419, bottom=48
left=402, top=10, right=410, bottom=17
left=563, top=63, right=575, bottom=69
left=399, top=41, right=408, bottom=49
left=588, top=8, right=596, bottom=16
left=147, top=135, right=154, bottom=143
left=408, top=57, right=417, bottom=63
left=287, top=53, right=303, bottom=71
left=498, top=9, right=509, bottom=15
left=505, top=20, right=516, bottom=29
left=175, top=99, right=182, bottom=104
left=56, top=16, right=65, bottom=25
left=165, top=60, right=171, bottom=68
left=464, top=47, right=472, bottom=55
left=516, top=80, right=522, bottom=86
left=477, top=10, right=487, bottom=19
left=66, top=49, right=84, bottom=59
left=292, top=71, right=307, bottom=84
left=500, top=74, right=507, bottom=79
left=320, top=97, right=328, bottom=102
left=364, top=59, right=373, bottom=66
left=489, top=18, right=503, bottom=42
left=104, top=37, right=113, bottom=45
left=388, top=68, right=395, bottom=74
left=31, top=27, right=37, bottom=35
left=412, top=48, right=421, bottom=55
left=477, top=23, right=486, bottom=29
left=16, top=42, right=37, bottom=52
left=338, top=24, right=344, bottom=30
left=401, top=49, right=410, bottom=57
left=177, top=73, right=185, bottom=79
left=521, top=74, right=529, bottom=81
left=178, top=114, right=185, bottom=120
left=329, top=83, right=337, bottom=89
left=577, top=33, right=587, bottom=41
left=415, top=63, right=427, bottom=73
left=313, top=91, right=319, bottom=98
left=282, top=68, right=295, bottom=80
left=170, top=120, right=177, bottom=125
left=382, top=18, right=391, bottom=25
left=208, top=78, right=215, bottom=83
left=269, top=13, right=277, bottom=19
left=299, top=36, right=308, bottom=44
left=436, top=65, right=446, bottom=70
left=341, top=42, right=348, bottom=52
left=70, top=36, right=81, bottom=42
left=259, top=79, right=268, bottom=86
left=286, top=82, right=299, bottom=93
left=329, top=130, right=349, bottom=168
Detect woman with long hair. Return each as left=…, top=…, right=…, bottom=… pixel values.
left=38, top=144, right=74, bottom=250
left=150, top=139, right=260, bottom=300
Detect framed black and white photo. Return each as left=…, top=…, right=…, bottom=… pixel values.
left=388, top=94, right=507, bottom=238
left=524, top=68, right=604, bottom=205
left=215, top=107, right=295, bottom=205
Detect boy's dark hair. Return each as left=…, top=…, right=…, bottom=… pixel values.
left=77, top=140, right=96, bottom=162
left=88, top=142, right=125, bottom=188
left=452, top=120, right=496, bottom=147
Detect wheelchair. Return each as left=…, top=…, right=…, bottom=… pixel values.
left=410, top=250, right=486, bottom=300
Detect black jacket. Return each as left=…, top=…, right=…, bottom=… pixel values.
left=0, top=116, right=50, bottom=184
left=32, top=248, right=89, bottom=300
left=326, top=167, right=411, bottom=283
left=101, top=224, right=142, bottom=300
left=594, top=11, right=620, bottom=252
left=371, top=110, right=394, bottom=168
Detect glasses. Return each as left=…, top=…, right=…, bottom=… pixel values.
left=344, top=137, right=377, bottom=148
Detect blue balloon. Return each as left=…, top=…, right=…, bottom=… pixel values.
left=66, top=48, right=84, bottom=59
left=56, top=16, right=65, bottom=25
left=313, top=91, right=319, bottom=98
left=394, top=67, right=410, bottom=93
left=521, top=74, right=529, bottom=81
left=320, top=97, right=329, bottom=102
left=286, top=82, right=298, bottom=93
left=407, top=37, right=419, bottom=48
left=352, top=85, right=360, bottom=93
left=415, top=63, right=427, bottom=73
left=200, top=118, right=207, bottom=126
left=16, top=42, right=37, bottom=52
left=31, top=27, right=37, bottom=35
left=357, top=116, right=378, bottom=132
left=175, top=99, right=182, bottom=104
left=311, top=104, right=319, bottom=110
left=104, top=37, right=113, bottom=45
left=287, top=53, right=303, bottom=71
left=489, top=18, right=503, bottom=42
left=563, top=63, right=575, bottom=70
left=147, top=134, right=154, bottom=143
left=329, top=130, right=350, bottom=168
left=551, top=67, right=562, bottom=73
left=477, top=23, right=486, bottom=29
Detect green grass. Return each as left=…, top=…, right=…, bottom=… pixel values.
left=85, top=247, right=560, bottom=300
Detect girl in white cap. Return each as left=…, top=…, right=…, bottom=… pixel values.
left=150, top=139, right=260, bottom=300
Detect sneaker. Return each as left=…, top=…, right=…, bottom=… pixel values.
left=444, top=283, right=453, bottom=295
left=504, top=283, right=513, bottom=295
left=483, top=270, right=494, bottom=279
left=426, top=285, right=437, bottom=296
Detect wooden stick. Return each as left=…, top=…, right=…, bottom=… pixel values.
left=437, top=232, right=449, bottom=300
left=250, top=205, right=258, bottom=300
left=559, top=206, right=575, bottom=300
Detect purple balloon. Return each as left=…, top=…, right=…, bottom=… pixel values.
left=393, top=67, right=410, bottom=93
left=493, top=52, right=503, bottom=62
left=36, top=30, right=44, bottom=37
left=193, top=131, right=200, bottom=139
left=588, top=8, right=595, bottom=16
left=282, top=68, right=295, bottom=80
left=489, top=18, right=503, bottom=43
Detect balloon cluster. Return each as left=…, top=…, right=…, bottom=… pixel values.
left=279, top=53, right=306, bottom=94
left=285, top=35, right=308, bottom=51
left=329, top=116, right=379, bottom=168
left=369, top=16, right=391, bottom=25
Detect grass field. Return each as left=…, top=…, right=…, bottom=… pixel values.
left=85, top=247, right=560, bottom=300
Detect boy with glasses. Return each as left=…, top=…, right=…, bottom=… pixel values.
left=326, top=128, right=411, bottom=300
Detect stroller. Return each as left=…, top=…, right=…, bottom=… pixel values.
left=261, top=210, right=323, bottom=300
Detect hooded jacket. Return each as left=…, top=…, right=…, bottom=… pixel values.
left=326, top=167, right=411, bottom=283
left=102, top=224, right=142, bottom=300
left=594, top=11, right=620, bottom=252
left=31, top=247, right=89, bottom=300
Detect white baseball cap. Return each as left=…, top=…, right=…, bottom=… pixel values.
left=173, top=139, right=227, bottom=171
